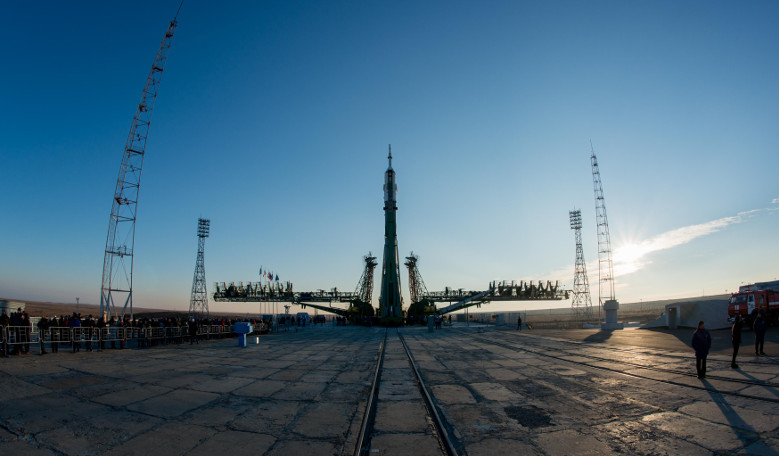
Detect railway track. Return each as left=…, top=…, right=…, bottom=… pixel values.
left=458, top=329, right=779, bottom=404
left=351, top=329, right=459, bottom=456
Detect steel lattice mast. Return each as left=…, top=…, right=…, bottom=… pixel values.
left=569, top=210, right=593, bottom=324
left=189, top=219, right=210, bottom=319
left=354, top=253, right=378, bottom=304
left=404, top=252, right=429, bottom=305
left=590, top=145, right=616, bottom=323
left=100, top=12, right=179, bottom=320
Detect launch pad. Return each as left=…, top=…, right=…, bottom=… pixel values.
left=214, top=149, right=568, bottom=325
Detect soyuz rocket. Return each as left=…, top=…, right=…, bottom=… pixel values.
left=379, top=145, right=403, bottom=320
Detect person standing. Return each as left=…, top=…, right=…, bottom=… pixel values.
left=754, top=310, right=767, bottom=356
left=731, top=315, right=742, bottom=369
left=517, top=315, right=522, bottom=331
left=38, top=316, right=49, bottom=355
left=21, top=311, right=31, bottom=354
left=188, top=318, right=199, bottom=345
left=69, top=313, right=82, bottom=353
left=0, top=309, right=9, bottom=357
left=691, top=320, right=711, bottom=379
left=50, top=317, right=60, bottom=353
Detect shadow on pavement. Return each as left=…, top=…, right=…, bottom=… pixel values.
left=583, top=329, right=615, bottom=343
left=701, top=379, right=777, bottom=454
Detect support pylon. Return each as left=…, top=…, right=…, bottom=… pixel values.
left=189, top=219, right=210, bottom=319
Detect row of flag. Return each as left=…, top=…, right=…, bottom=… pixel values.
left=259, top=266, right=279, bottom=281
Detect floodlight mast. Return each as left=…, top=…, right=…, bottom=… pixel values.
left=569, top=209, right=593, bottom=324
left=99, top=11, right=180, bottom=321
left=189, top=219, right=211, bottom=319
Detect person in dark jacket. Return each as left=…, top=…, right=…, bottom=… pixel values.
left=0, top=309, right=9, bottom=357
left=731, top=315, right=742, bottom=369
left=188, top=319, right=199, bottom=345
left=38, top=317, right=49, bottom=355
left=691, top=320, right=712, bottom=379
left=753, top=310, right=767, bottom=356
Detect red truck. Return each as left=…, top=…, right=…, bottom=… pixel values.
left=728, top=280, right=779, bottom=327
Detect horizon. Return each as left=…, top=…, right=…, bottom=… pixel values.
left=2, top=1, right=777, bottom=316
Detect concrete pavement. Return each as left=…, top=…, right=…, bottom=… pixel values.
left=0, top=324, right=776, bottom=455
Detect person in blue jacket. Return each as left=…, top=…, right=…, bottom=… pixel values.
left=691, top=320, right=712, bottom=379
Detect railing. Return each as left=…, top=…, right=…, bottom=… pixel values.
left=0, top=324, right=240, bottom=355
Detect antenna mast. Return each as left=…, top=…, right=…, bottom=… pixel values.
left=100, top=13, right=179, bottom=320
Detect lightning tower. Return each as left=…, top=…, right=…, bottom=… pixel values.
left=569, top=210, right=593, bottom=324
left=591, top=145, right=622, bottom=329
left=189, top=218, right=211, bottom=319
left=100, top=9, right=180, bottom=319
left=379, top=146, right=403, bottom=324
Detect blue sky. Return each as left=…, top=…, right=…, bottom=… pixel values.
left=2, top=1, right=777, bottom=315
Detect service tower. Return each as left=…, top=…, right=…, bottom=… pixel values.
left=379, top=146, right=403, bottom=323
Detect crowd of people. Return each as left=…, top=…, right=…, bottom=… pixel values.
left=0, top=308, right=243, bottom=356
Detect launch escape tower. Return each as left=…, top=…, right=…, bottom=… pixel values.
left=100, top=12, right=179, bottom=320
left=189, top=218, right=211, bottom=319
left=569, top=210, right=594, bottom=324
left=379, top=146, right=403, bottom=323
left=590, top=146, right=622, bottom=329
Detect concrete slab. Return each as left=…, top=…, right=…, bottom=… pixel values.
left=92, top=384, right=171, bottom=407
left=233, top=379, right=287, bottom=398
left=291, top=402, right=354, bottom=439
left=266, top=440, right=338, bottom=456
left=373, top=400, right=429, bottom=433
left=188, top=431, right=276, bottom=456
left=467, top=438, right=540, bottom=455
left=126, top=389, right=219, bottom=418
left=105, top=423, right=216, bottom=456
left=536, top=429, right=614, bottom=455
left=369, top=432, right=442, bottom=456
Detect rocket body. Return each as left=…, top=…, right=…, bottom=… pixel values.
left=379, top=150, right=403, bottom=320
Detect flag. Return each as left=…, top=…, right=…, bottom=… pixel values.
left=275, top=274, right=279, bottom=281
left=259, top=266, right=263, bottom=276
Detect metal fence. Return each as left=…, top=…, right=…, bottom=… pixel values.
left=1, top=325, right=238, bottom=355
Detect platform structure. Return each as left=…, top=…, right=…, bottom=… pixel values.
left=212, top=282, right=357, bottom=317
left=425, top=280, right=569, bottom=315
left=212, top=250, right=378, bottom=320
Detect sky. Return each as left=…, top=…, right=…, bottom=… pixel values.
left=1, top=1, right=778, bottom=316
